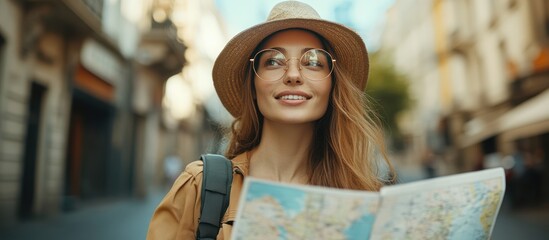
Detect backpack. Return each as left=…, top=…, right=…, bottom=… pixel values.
left=197, top=154, right=233, bottom=240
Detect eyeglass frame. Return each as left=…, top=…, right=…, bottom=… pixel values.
left=249, top=48, right=337, bottom=81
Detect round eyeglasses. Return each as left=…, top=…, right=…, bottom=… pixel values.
left=250, top=49, right=336, bottom=81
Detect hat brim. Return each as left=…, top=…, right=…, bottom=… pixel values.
left=212, top=18, right=369, bottom=117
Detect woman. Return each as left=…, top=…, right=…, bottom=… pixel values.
left=147, top=1, right=394, bottom=239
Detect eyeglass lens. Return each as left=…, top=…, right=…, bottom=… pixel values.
left=252, top=49, right=334, bottom=81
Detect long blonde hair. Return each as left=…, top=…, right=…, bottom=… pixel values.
left=224, top=35, right=394, bottom=191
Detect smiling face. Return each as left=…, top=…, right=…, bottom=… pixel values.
left=253, top=29, right=333, bottom=125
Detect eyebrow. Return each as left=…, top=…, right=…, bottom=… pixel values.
left=271, top=47, right=315, bottom=55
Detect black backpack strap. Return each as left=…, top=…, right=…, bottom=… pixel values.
left=197, top=154, right=233, bottom=240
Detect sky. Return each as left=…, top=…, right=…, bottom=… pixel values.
left=214, top=0, right=395, bottom=51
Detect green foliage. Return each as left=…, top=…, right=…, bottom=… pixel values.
left=365, top=52, right=411, bottom=140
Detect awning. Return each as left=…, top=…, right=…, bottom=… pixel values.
left=460, top=89, right=549, bottom=147
left=498, top=89, right=549, bottom=141
left=459, top=109, right=507, bottom=148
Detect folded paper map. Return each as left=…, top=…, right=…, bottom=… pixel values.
left=231, top=168, right=505, bottom=240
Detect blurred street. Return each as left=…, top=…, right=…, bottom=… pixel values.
left=0, top=164, right=548, bottom=240
left=0, top=189, right=165, bottom=240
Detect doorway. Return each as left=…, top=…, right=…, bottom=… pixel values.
left=64, top=88, right=114, bottom=204
left=19, top=82, right=47, bottom=219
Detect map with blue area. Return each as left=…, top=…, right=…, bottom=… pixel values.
left=234, top=179, right=379, bottom=240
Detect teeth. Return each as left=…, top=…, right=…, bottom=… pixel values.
left=280, top=95, right=306, bottom=100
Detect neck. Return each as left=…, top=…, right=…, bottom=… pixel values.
left=249, top=120, right=315, bottom=184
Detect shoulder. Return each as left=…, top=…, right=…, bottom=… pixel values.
left=183, top=160, right=204, bottom=177
left=167, top=160, right=204, bottom=192
left=172, top=160, right=203, bottom=188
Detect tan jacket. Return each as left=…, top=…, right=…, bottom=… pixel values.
left=146, top=152, right=249, bottom=240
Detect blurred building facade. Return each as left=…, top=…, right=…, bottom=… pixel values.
left=0, top=0, right=228, bottom=226
left=380, top=0, right=548, bottom=203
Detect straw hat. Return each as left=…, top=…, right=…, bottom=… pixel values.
left=212, top=0, right=369, bottom=117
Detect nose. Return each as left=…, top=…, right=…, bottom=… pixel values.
left=284, top=58, right=302, bottom=85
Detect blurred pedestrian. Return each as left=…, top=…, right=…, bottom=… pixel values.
left=147, top=1, right=395, bottom=239
left=521, top=147, right=544, bottom=207
left=422, top=148, right=437, bottom=178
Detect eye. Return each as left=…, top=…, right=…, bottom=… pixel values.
left=256, top=49, right=286, bottom=69
left=301, top=49, right=334, bottom=72
left=302, top=55, right=324, bottom=69
left=265, top=58, right=285, bottom=67
left=304, top=59, right=323, bottom=67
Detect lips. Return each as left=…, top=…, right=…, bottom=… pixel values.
left=275, top=91, right=312, bottom=100
left=280, top=95, right=307, bottom=100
